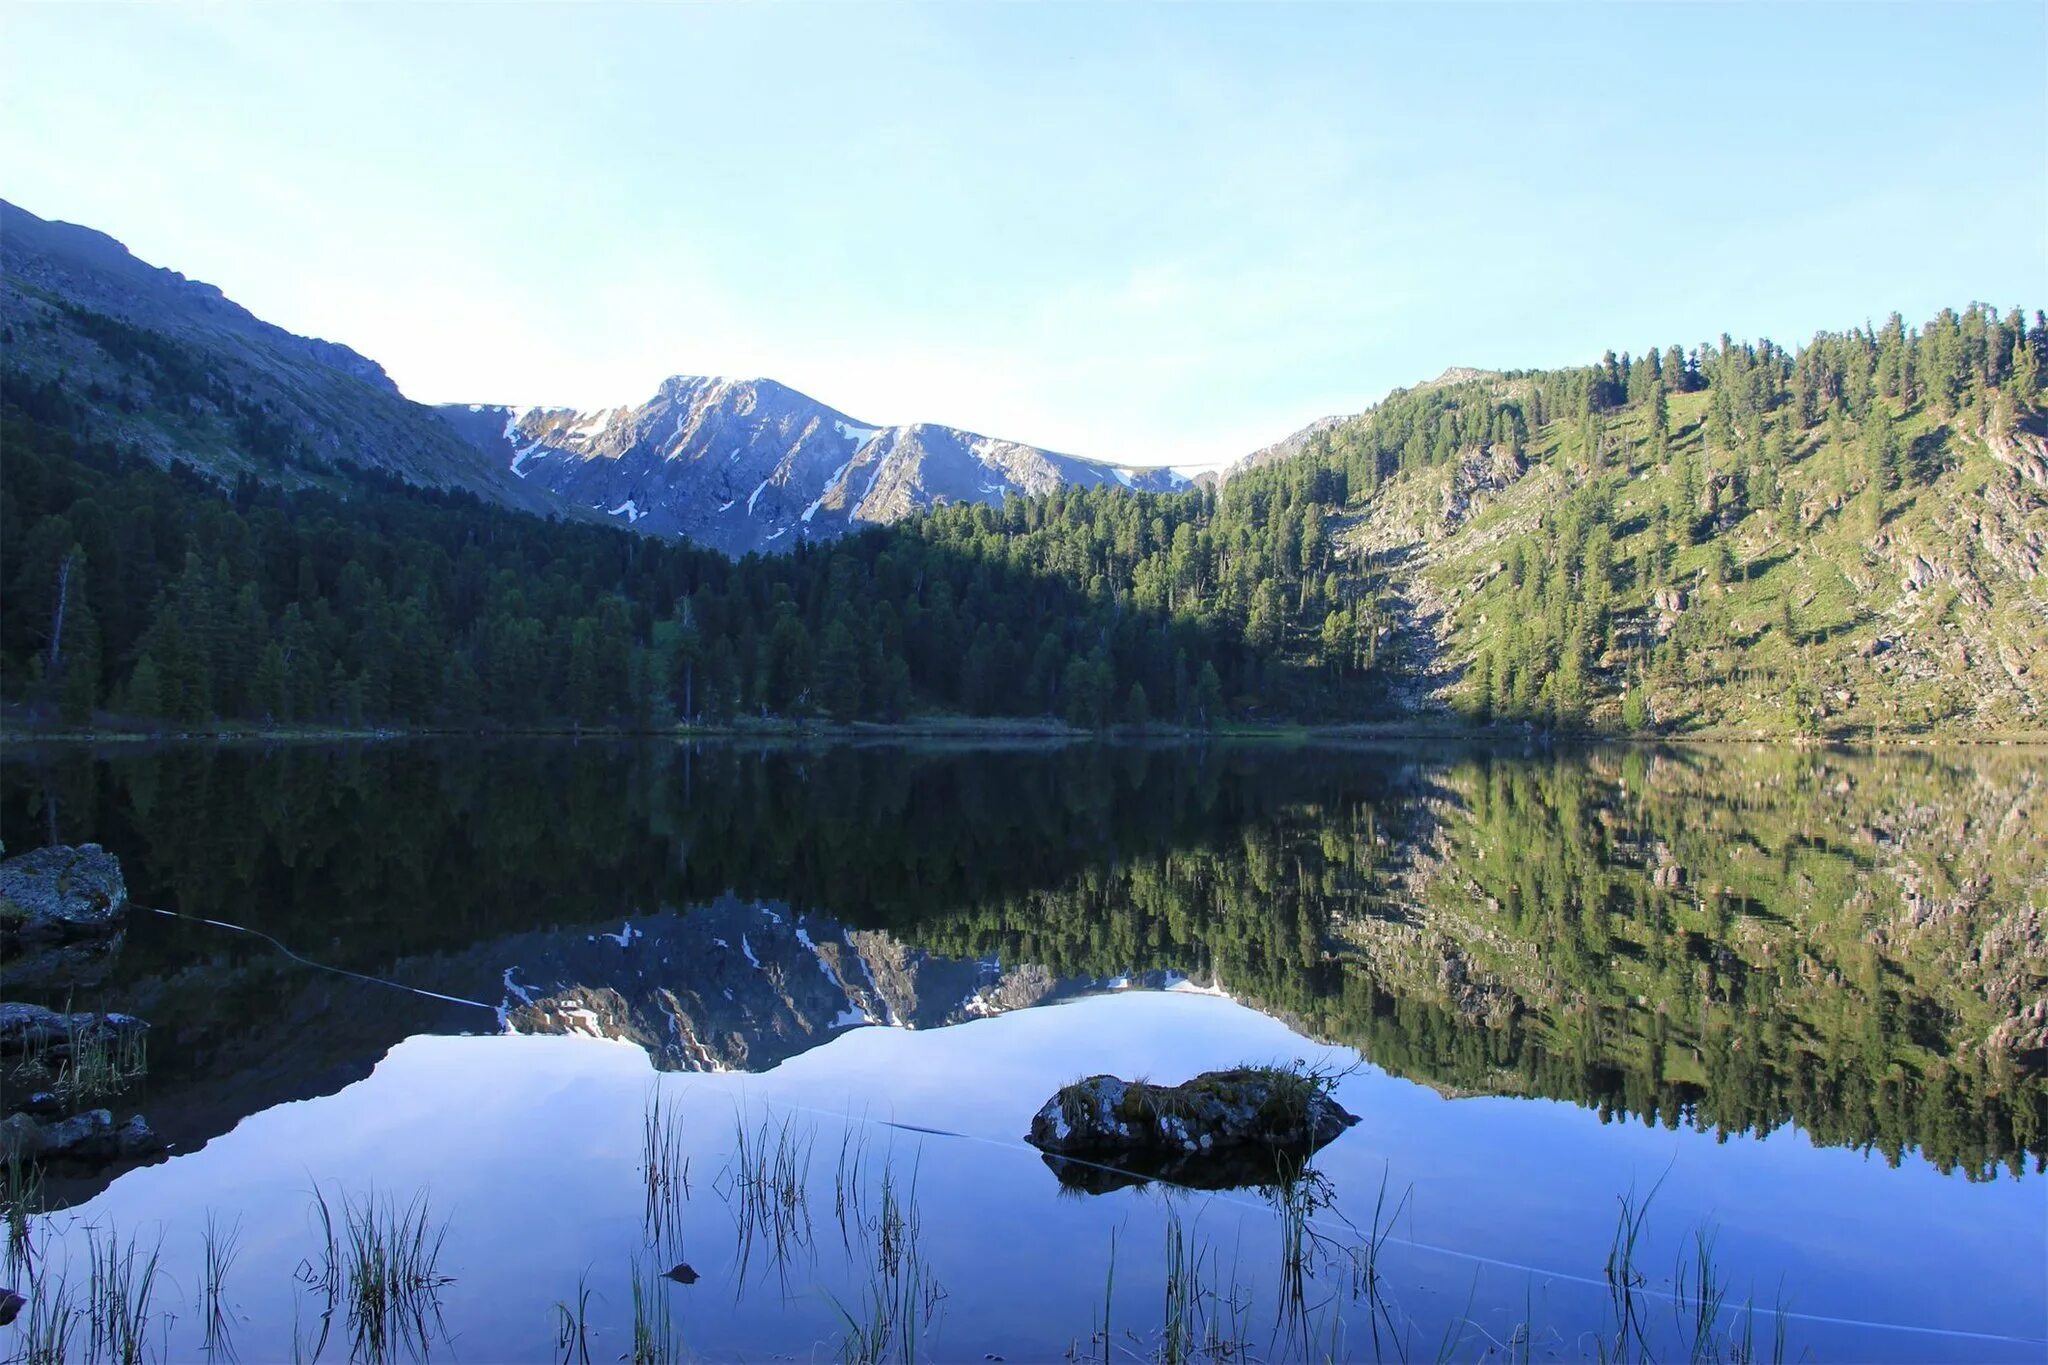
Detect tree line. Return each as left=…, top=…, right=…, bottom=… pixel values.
left=3, top=301, right=2040, bottom=732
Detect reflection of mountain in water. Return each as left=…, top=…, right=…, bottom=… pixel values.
left=4, top=738, right=2041, bottom=1212
left=484, top=897, right=1184, bottom=1071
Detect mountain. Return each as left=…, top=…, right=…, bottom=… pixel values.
left=0, top=199, right=557, bottom=514
left=1206, top=413, right=1349, bottom=488
left=1, top=198, right=1184, bottom=557
left=437, top=379, right=1187, bottom=556
left=1215, top=324, right=2047, bottom=733
left=4, top=194, right=2041, bottom=737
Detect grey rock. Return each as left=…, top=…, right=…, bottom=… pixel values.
left=115, top=1114, right=163, bottom=1156
left=0, top=843, right=127, bottom=950
left=1026, top=1067, right=1359, bottom=1161
left=0, top=1001, right=147, bottom=1059
left=0, top=1109, right=162, bottom=1167
left=0, top=1287, right=22, bottom=1327
left=39, top=1108, right=119, bottom=1160
left=0, top=1113, right=42, bottom=1165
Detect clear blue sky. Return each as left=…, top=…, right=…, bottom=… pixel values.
left=4, top=3, right=2043, bottom=469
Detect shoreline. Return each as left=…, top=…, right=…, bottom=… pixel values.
left=4, top=710, right=2044, bottom=751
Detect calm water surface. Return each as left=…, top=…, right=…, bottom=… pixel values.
left=2, top=740, right=2042, bottom=1361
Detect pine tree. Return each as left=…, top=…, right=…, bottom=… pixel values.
left=1124, top=681, right=1151, bottom=727
left=251, top=641, right=289, bottom=722
left=57, top=597, right=99, bottom=727
left=817, top=620, right=864, bottom=722
left=126, top=653, right=164, bottom=719
left=1862, top=402, right=1900, bottom=493
left=1193, top=661, right=1224, bottom=728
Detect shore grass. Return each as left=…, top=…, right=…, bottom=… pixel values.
left=0, top=1120, right=1808, bottom=1363
left=296, top=1183, right=452, bottom=1363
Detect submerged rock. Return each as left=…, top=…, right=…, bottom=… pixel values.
left=0, top=1108, right=162, bottom=1167
left=1026, top=1066, right=1358, bottom=1177
left=0, top=844, right=128, bottom=954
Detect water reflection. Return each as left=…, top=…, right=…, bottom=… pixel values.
left=5, top=739, right=2039, bottom=1197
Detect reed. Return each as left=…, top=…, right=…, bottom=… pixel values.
left=716, top=1108, right=815, bottom=1291
left=551, top=1267, right=594, bottom=1365
left=641, top=1086, right=691, bottom=1254
left=3, top=1150, right=42, bottom=1283
left=832, top=1120, right=873, bottom=1248
left=300, top=1183, right=453, bottom=1363
left=59, top=1022, right=149, bottom=1104
left=1099, top=1225, right=1117, bottom=1365
left=1151, top=1206, right=1250, bottom=1365
left=200, top=1210, right=242, bottom=1360
left=14, top=1266, right=79, bottom=1365
left=628, top=1256, right=685, bottom=1364
left=825, top=1152, right=946, bottom=1365
left=1673, top=1226, right=1729, bottom=1365
left=1600, top=1176, right=1664, bottom=1364
left=81, top=1223, right=162, bottom=1365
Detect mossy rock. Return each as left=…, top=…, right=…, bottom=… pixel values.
left=0, top=844, right=128, bottom=953
left=1026, top=1066, right=1358, bottom=1171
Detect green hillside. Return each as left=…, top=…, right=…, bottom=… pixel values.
left=1227, top=304, right=2047, bottom=735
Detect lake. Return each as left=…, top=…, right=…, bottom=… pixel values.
left=2, top=739, right=2042, bottom=1362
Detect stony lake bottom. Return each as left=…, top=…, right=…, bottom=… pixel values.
left=1, top=739, right=2042, bottom=1363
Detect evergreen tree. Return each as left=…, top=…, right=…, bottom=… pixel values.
left=817, top=620, right=864, bottom=722
left=1193, top=662, right=1224, bottom=728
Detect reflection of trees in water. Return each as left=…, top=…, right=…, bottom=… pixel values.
left=4, top=740, right=2041, bottom=1177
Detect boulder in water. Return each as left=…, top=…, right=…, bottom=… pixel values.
left=1026, top=1065, right=1358, bottom=1172
left=0, top=844, right=128, bottom=953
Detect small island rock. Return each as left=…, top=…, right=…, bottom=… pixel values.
left=1027, top=1066, right=1358, bottom=1161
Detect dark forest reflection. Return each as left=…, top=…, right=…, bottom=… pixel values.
left=4, top=739, right=2042, bottom=1186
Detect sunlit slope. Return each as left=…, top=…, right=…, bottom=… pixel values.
left=1223, top=309, right=2047, bottom=735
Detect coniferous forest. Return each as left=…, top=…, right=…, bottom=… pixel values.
left=2, top=303, right=2043, bottom=734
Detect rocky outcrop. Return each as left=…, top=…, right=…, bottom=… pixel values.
left=1027, top=1067, right=1358, bottom=1185
left=0, top=843, right=128, bottom=947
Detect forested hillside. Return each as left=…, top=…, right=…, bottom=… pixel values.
left=0, top=374, right=1260, bottom=729
left=3, top=303, right=2043, bottom=734
left=1233, top=303, right=2048, bottom=733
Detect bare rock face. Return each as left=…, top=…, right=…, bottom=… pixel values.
left=439, top=379, right=1185, bottom=557
left=0, top=844, right=128, bottom=952
left=1026, top=1067, right=1358, bottom=1179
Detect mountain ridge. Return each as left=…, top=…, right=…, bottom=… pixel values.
left=0, top=198, right=562, bottom=514
left=435, top=375, right=1186, bottom=555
